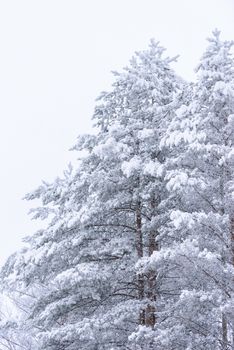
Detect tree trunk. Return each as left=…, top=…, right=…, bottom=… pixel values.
left=222, top=313, right=228, bottom=350
left=136, top=200, right=145, bottom=325
left=231, top=217, right=234, bottom=267
left=231, top=216, right=234, bottom=349
left=220, top=157, right=230, bottom=349
left=145, top=198, right=158, bottom=329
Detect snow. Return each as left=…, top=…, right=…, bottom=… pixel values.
left=170, top=210, right=195, bottom=229
left=143, top=160, right=164, bottom=177
left=121, top=156, right=142, bottom=177
left=137, top=128, right=154, bottom=139
left=166, top=171, right=188, bottom=191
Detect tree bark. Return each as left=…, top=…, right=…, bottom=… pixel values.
left=136, top=200, right=145, bottom=325
left=231, top=216, right=234, bottom=349
left=222, top=313, right=228, bottom=350
left=145, top=198, right=158, bottom=329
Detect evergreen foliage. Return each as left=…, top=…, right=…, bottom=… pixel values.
left=0, top=31, right=234, bottom=350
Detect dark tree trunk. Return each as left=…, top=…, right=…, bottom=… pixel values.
left=145, top=198, right=158, bottom=329
left=222, top=313, right=228, bottom=350
left=136, top=200, right=145, bottom=325
left=231, top=216, right=234, bottom=349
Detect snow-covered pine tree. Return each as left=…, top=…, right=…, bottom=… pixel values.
left=3, top=32, right=233, bottom=350
left=1, top=40, right=182, bottom=349
left=67, top=40, right=183, bottom=348
left=85, top=39, right=182, bottom=333
left=140, top=30, right=234, bottom=349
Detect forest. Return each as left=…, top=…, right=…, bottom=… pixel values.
left=0, top=30, right=234, bottom=350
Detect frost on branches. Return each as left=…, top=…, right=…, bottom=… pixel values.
left=0, top=31, right=234, bottom=350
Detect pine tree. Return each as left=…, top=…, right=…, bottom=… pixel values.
left=1, top=40, right=182, bottom=349
left=1, top=31, right=233, bottom=350
left=143, top=30, right=234, bottom=349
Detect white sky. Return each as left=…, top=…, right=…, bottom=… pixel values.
left=0, top=0, right=233, bottom=266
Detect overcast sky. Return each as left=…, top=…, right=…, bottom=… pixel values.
left=0, top=0, right=233, bottom=266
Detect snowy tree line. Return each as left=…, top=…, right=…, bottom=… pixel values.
left=0, top=30, right=234, bottom=349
